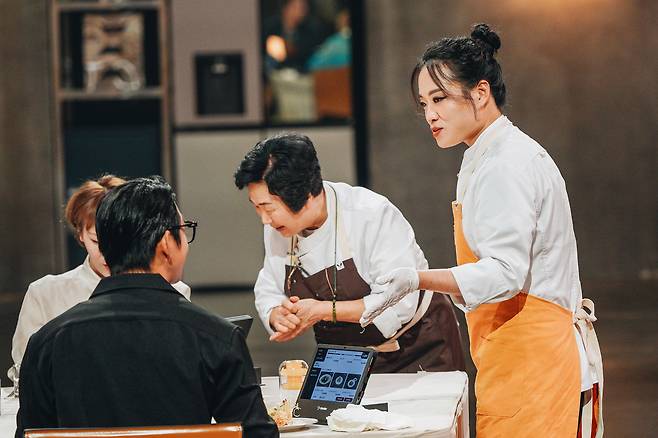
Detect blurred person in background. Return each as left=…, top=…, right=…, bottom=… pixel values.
left=262, top=0, right=332, bottom=122
left=263, top=0, right=329, bottom=74
left=306, top=3, right=350, bottom=71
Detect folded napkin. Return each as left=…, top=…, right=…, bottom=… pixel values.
left=326, top=404, right=414, bottom=432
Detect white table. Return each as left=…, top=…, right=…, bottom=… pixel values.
left=1, top=388, right=18, bottom=438
left=1, top=372, right=469, bottom=438
left=262, top=371, right=469, bottom=438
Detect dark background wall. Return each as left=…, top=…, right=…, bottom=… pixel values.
left=365, top=0, right=657, bottom=282
left=1, top=1, right=655, bottom=292
left=0, top=0, right=58, bottom=293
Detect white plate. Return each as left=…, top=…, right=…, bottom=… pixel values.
left=279, top=417, right=318, bottom=432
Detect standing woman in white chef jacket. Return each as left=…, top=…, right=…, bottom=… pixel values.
left=361, top=24, right=603, bottom=437
left=8, top=175, right=191, bottom=383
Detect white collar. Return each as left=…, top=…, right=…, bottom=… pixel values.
left=456, top=115, right=511, bottom=203
left=82, top=255, right=103, bottom=285
left=461, top=114, right=509, bottom=166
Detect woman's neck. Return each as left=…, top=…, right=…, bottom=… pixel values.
left=465, top=107, right=503, bottom=147
left=305, top=189, right=328, bottom=232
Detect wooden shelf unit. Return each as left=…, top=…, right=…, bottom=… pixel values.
left=50, top=0, right=172, bottom=270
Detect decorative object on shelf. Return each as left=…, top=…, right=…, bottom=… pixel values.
left=83, top=12, right=144, bottom=92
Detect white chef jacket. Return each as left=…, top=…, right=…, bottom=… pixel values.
left=449, top=115, right=594, bottom=390
left=254, top=181, right=429, bottom=339
left=10, top=256, right=191, bottom=366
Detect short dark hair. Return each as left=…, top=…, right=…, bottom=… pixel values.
left=234, top=133, right=323, bottom=212
left=411, top=23, right=506, bottom=110
left=96, top=176, right=182, bottom=275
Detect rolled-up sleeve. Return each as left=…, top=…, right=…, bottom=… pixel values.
left=361, top=202, right=427, bottom=338
left=450, top=161, right=537, bottom=310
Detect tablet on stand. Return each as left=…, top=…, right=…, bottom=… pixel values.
left=293, top=344, right=378, bottom=424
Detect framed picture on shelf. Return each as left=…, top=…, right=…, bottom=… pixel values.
left=83, top=12, right=144, bottom=93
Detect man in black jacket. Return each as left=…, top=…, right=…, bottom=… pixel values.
left=16, top=176, right=278, bottom=438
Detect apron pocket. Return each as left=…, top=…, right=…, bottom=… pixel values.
left=474, top=335, right=524, bottom=418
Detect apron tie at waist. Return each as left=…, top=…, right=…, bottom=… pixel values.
left=371, top=340, right=400, bottom=353
left=573, top=298, right=604, bottom=438
left=574, top=299, right=603, bottom=370
left=573, top=298, right=597, bottom=324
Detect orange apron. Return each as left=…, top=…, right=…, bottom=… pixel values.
left=453, top=201, right=581, bottom=437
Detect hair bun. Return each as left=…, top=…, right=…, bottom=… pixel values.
left=471, top=23, right=501, bottom=56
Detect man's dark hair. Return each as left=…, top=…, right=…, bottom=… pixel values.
left=96, top=176, right=182, bottom=275
left=234, top=132, right=323, bottom=212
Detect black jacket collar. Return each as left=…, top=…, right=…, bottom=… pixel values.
left=92, top=273, right=180, bottom=298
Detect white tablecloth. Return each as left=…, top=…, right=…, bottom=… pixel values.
left=262, top=371, right=469, bottom=438
left=1, top=388, right=18, bottom=438
left=0, top=372, right=469, bottom=438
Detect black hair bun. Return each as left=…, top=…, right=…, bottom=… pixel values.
left=471, top=23, right=501, bottom=56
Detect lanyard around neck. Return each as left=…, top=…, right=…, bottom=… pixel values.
left=288, top=185, right=339, bottom=295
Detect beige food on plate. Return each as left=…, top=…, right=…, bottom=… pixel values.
left=268, top=398, right=292, bottom=427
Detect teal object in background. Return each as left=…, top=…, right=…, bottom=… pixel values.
left=307, top=30, right=351, bottom=71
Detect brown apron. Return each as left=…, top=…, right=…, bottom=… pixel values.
left=284, top=188, right=464, bottom=373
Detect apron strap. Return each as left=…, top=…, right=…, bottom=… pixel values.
left=574, top=299, right=603, bottom=376
left=574, top=298, right=604, bottom=438
left=369, top=290, right=434, bottom=353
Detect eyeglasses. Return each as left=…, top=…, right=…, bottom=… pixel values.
left=169, top=220, right=198, bottom=244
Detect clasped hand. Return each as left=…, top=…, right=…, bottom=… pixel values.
left=269, top=296, right=331, bottom=342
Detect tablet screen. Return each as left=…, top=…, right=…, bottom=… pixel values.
left=299, top=346, right=372, bottom=403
